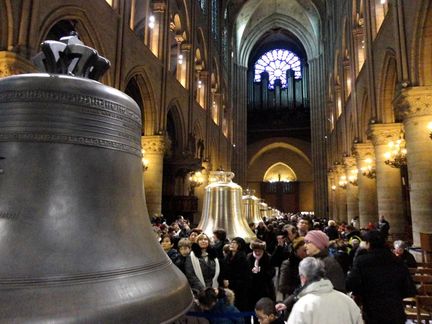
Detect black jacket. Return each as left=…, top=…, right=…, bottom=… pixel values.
left=185, top=243, right=219, bottom=293
left=346, top=247, right=416, bottom=324
left=221, top=251, right=250, bottom=311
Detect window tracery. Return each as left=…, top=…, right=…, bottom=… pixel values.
left=254, top=49, right=302, bottom=89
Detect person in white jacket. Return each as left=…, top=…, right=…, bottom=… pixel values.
left=287, top=257, right=363, bottom=324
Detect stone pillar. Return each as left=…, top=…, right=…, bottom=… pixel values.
left=395, top=86, right=432, bottom=245
left=368, top=123, right=406, bottom=238
left=308, top=55, right=328, bottom=218
left=149, top=1, right=166, bottom=58
left=343, top=156, right=359, bottom=225
left=141, top=135, right=165, bottom=217
left=354, top=143, right=378, bottom=228
left=328, top=170, right=337, bottom=220
left=179, top=42, right=191, bottom=88
left=333, top=165, right=347, bottom=224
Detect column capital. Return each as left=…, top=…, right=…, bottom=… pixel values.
left=199, top=70, right=209, bottom=78
left=152, top=1, right=167, bottom=12
left=394, top=86, right=432, bottom=119
left=0, top=52, right=35, bottom=77
left=353, top=142, right=375, bottom=160
left=343, top=156, right=357, bottom=169
left=141, top=135, right=165, bottom=154
left=332, top=164, right=345, bottom=175
left=367, top=123, right=403, bottom=146
left=180, top=42, right=192, bottom=51
left=352, top=26, right=365, bottom=37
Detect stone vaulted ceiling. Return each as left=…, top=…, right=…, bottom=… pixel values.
left=233, top=0, right=325, bottom=65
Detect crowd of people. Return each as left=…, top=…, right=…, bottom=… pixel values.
left=151, top=213, right=417, bottom=324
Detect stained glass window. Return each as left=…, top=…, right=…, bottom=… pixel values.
left=254, top=49, right=302, bottom=89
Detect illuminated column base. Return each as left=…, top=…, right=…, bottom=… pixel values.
left=369, top=123, right=406, bottom=238
left=141, top=135, right=165, bottom=218
left=354, top=143, right=378, bottom=228
left=395, top=87, right=432, bottom=245
left=344, top=156, right=359, bottom=226
left=334, top=165, right=347, bottom=224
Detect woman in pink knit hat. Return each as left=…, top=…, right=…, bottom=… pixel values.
left=275, top=230, right=346, bottom=318
left=304, top=230, right=346, bottom=292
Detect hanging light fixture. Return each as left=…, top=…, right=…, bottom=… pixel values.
left=148, top=15, right=155, bottom=29
left=360, top=158, right=376, bottom=179
left=348, top=169, right=358, bottom=186
left=338, top=175, right=348, bottom=189
left=384, top=139, right=407, bottom=168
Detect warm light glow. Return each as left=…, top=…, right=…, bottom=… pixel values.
left=384, top=138, right=407, bottom=168
left=197, top=80, right=202, bottom=89
left=348, top=169, right=358, bottom=186
left=263, top=162, right=297, bottom=182
left=338, top=175, right=348, bottom=189
left=380, top=0, right=386, bottom=4
left=361, top=158, right=376, bottom=179
left=331, top=185, right=337, bottom=191
left=428, top=122, right=432, bottom=139
left=189, top=170, right=204, bottom=195
left=148, top=15, right=155, bottom=29
left=178, top=54, right=183, bottom=64
left=141, top=149, right=149, bottom=171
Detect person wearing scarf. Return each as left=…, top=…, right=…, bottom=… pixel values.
left=246, top=239, right=276, bottom=314
left=185, top=233, right=220, bottom=294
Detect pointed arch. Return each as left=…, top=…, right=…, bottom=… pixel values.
left=378, top=49, right=397, bottom=123
left=0, top=0, right=13, bottom=50
left=35, top=5, right=111, bottom=85
left=123, top=66, right=157, bottom=136
left=166, top=100, right=186, bottom=154
left=263, top=162, right=297, bottom=182
left=413, top=0, right=432, bottom=85
left=237, top=13, right=319, bottom=66
left=196, top=28, right=208, bottom=69
left=359, top=91, right=371, bottom=141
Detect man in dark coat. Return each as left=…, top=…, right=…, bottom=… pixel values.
left=377, top=215, right=390, bottom=241
left=346, top=230, right=416, bottom=324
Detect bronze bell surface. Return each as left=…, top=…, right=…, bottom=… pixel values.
left=198, top=171, right=256, bottom=242
left=242, top=189, right=264, bottom=224
left=259, top=201, right=272, bottom=219
left=0, top=36, right=192, bottom=323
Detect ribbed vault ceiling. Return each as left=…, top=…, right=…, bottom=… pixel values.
left=233, top=0, right=324, bottom=65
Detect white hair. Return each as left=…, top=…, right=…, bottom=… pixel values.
left=298, top=257, right=326, bottom=282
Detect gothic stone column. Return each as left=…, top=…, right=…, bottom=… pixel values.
left=334, top=164, right=348, bottom=224
left=328, top=170, right=337, bottom=220
left=343, top=156, right=359, bottom=225
left=141, top=135, right=165, bottom=217
left=368, top=123, right=406, bottom=238
left=395, top=86, right=432, bottom=245
left=354, top=143, right=378, bottom=228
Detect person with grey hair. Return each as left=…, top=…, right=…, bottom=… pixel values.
left=286, top=257, right=363, bottom=324
left=393, top=240, right=417, bottom=268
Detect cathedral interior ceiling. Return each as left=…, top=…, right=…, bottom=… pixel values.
left=235, top=0, right=323, bottom=63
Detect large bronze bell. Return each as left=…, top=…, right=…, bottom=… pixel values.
left=259, top=200, right=272, bottom=219
left=0, top=37, right=192, bottom=323
left=242, top=189, right=264, bottom=224
left=199, top=171, right=256, bottom=242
